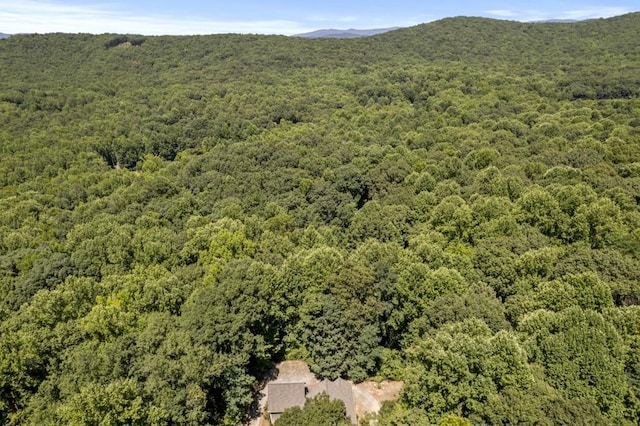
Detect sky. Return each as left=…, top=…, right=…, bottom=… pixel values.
left=0, top=0, right=638, bottom=35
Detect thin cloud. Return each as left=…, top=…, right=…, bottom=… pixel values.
left=559, top=7, right=631, bottom=20
left=485, top=9, right=546, bottom=21
left=0, top=0, right=313, bottom=35
left=485, top=6, right=631, bottom=22
left=485, top=10, right=518, bottom=17
left=306, top=15, right=358, bottom=23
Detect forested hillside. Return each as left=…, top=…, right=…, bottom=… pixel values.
left=1, top=13, right=639, bottom=425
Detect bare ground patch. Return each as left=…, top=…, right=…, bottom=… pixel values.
left=354, top=380, right=404, bottom=419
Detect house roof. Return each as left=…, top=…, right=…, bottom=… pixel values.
left=308, top=378, right=357, bottom=425
left=267, top=382, right=306, bottom=414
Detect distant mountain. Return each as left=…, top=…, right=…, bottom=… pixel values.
left=0, top=33, right=10, bottom=39
left=532, top=19, right=578, bottom=23
left=293, top=27, right=398, bottom=38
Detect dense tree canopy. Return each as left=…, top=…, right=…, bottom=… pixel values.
left=1, top=12, right=639, bottom=425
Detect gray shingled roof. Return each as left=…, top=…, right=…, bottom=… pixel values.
left=307, top=378, right=357, bottom=425
left=267, top=382, right=306, bottom=414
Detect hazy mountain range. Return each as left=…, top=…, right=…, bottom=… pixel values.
left=0, top=17, right=584, bottom=40
left=292, top=17, right=584, bottom=39
left=533, top=19, right=578, bottom=23
left=293, top=27, right=398, bottom=38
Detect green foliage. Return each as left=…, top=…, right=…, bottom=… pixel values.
left=299, top=261, right=388, bottom=381
left=535, top=272, right=614, bottom=312
left=1, top=13, right=640, bottom=425
left=402, top=319, right=533, bottom=422
left=519, top=308, right=629, bottom=422
left=56, top=379, right=149, bottom=426
left=438, top=414, right=472, bottom=426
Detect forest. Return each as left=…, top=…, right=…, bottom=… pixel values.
left=0, top=12, right=639, bottom=425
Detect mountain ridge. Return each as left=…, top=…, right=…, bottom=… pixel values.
left=1, top=12, right=638, bottom=98
left=294, top=27, right=398, bottom=38
left=532, top=19, right=578, bottom=23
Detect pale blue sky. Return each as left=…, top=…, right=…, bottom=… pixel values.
left=0, top=0, right=638, bottom=35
